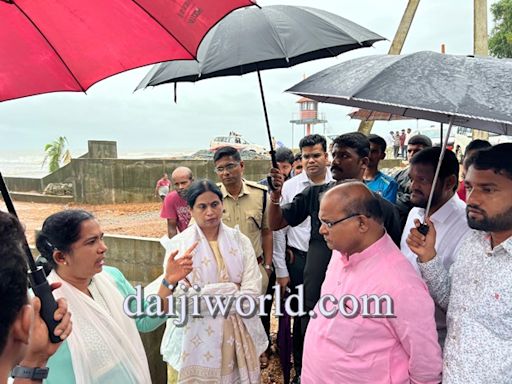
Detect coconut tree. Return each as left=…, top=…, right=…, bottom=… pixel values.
left=42, top=136, right=72, bottom=173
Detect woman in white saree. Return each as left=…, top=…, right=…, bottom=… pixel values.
left=161, top=179, right=268, bottom=384
left=35, top=209, right=194, bottom=384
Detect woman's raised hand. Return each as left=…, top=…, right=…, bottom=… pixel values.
left=164, top=242, right=198, bottom=287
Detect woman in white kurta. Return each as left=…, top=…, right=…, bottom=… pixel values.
left=160, top=179, right=267, bottom=384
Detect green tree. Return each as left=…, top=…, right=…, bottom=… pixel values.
left=42, top=136, right=72, bottom=173
left=489, top=0, right=512, bottom=58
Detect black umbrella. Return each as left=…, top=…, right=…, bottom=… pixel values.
left=136, top=4, right=385, bottom=172
left=287, top=51, right=512, bottom=229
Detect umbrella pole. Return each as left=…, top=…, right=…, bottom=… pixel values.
left=256, top=70, right=278, bottom=169
left=423, top=116, right=455, bottom=219
left=0, top=172, right=61, bottom=343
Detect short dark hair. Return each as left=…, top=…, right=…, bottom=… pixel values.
left=213, top=146, right=241, bottom=163
left=368, top=134, right=387, bottom=153
left=464, top=139, right=491, bottom=156
left=186, top=179, right=223, bottom=207
left=466, top=143, right=512, bottom=180
left=275, top=147, right=294, bottom=165
left=36, top=210, right=95, bottom=272
left=294, top=153, right=302, bottom=163
left=408, top=134, right=433, bottom=147
left=410, top=147, right=460, bottom=191
left=299, top=134, right=327, bottom=152
left=332, top=132, right=370, bottom=158
left=0, top=212, right=28, bottom=354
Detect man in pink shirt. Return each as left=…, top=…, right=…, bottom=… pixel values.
left=302, top=182, right=442, bottom=384
left=160, top=167, right=193, bottom=238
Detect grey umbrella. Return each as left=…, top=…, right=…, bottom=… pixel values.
left=136, top=4, right=385, bottom=171
left=286, top=51, right=512, bottom=134
left=287, top=51, right=512, bottom=228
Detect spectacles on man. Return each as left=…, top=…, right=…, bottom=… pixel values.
left=215, top=162, right=239, bottom=174
left=319, top=213, right=361, bottom=229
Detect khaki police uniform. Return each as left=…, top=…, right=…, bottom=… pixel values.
left=219, top=179, right=270, bottom=293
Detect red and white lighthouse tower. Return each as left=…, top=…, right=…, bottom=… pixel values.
left=290, top=97, right=327, bottom=144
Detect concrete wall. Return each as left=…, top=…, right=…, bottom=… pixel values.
left=88, top=140, right=118, bottom=159
left=102, top=234, right=167, bottom=384
left=73, top=158, right=270, bottom=204
left=3, top=177, right=43, bottom=193
left=4, top=161, right=74, bottom=194
left=5, top=147, right=404, bottom=205
left=42, top=162, right=74, bottom=185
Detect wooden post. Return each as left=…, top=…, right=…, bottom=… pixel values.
left=358, top=0, right=421, bottom=135
left=472, top=0, right=490, bottom=140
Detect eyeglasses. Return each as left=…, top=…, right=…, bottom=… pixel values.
left=319, top=213, right=361, bottom=229
left=214, top=162, right=239, bottom=174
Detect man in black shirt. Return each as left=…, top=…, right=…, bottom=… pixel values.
left=393, top=134, right=432, bottom=229
left=268, top=132, right=401, bottom=340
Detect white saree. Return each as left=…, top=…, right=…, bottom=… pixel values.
left=48, top=270, right=152, bottom=384
left=160, top=223, right=268, bottom=383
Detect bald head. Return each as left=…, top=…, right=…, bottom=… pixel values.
left=319, top=181, right=385, bottom=255
left=171, top=167, right=193, bottom=181
left=171, top=167, right=193, bottom=198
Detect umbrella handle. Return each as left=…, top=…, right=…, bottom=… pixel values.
left=417, top=223, right=429, bottom=236
left=0, top=172, right=62, bottom=343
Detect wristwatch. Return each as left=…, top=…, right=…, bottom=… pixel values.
left=162, top=277, right=174, bottom=291
left=264, top=264, right=273, bottom=271
left=11, top=365, right=49, bottom=380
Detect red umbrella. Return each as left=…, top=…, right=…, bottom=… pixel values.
left=0, top=0, right=253, bottom=102
left=0, top=0, right=253, bottom=345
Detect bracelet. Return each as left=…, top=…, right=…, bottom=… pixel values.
left=270, top=194, right=283, bottom=205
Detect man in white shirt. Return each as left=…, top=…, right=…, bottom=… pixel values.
left=400, top=146, right=470, bottom=346
left=273, top=134, right=332, bottom=383
left=407, top=143, right=512, bottom=383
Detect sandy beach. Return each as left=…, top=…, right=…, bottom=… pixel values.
left=10, top=200, right=166, bottom=245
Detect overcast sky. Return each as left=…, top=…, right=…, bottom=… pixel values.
left=0, top=0, right=499, bottom=155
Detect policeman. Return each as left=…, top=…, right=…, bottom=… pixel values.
left=213, top=146, right=273, bottom=294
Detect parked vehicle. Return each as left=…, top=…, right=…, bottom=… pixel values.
left=417, top=126, right=456, bottom=147
left=210, top=132, right=267, bottom=154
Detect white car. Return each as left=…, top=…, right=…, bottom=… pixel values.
left=210, top=133, right=267, bottom=155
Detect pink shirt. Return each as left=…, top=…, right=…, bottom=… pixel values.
left=156, top=178, right=171, bottom=188
left=160, top=190, right=190, bottom=232
left=302, top=234, right=442, bottom=384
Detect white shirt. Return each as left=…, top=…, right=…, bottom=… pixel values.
left=401, top=193, right=470, bottom=274
left=272, top=170, right=333, bottom=278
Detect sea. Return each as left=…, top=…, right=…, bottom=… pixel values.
left=0, top=148, right=197, bottom=178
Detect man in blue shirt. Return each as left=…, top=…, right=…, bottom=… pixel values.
left=364, top=134, right=398, bottom=203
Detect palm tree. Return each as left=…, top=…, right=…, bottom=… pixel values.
left=42, top=136, right=72, bottom=173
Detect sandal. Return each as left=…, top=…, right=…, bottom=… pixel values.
left=260, top=352, right=269, bottom=369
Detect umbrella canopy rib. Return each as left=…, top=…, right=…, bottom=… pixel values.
left=12, top=2, right=84, bottom=92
